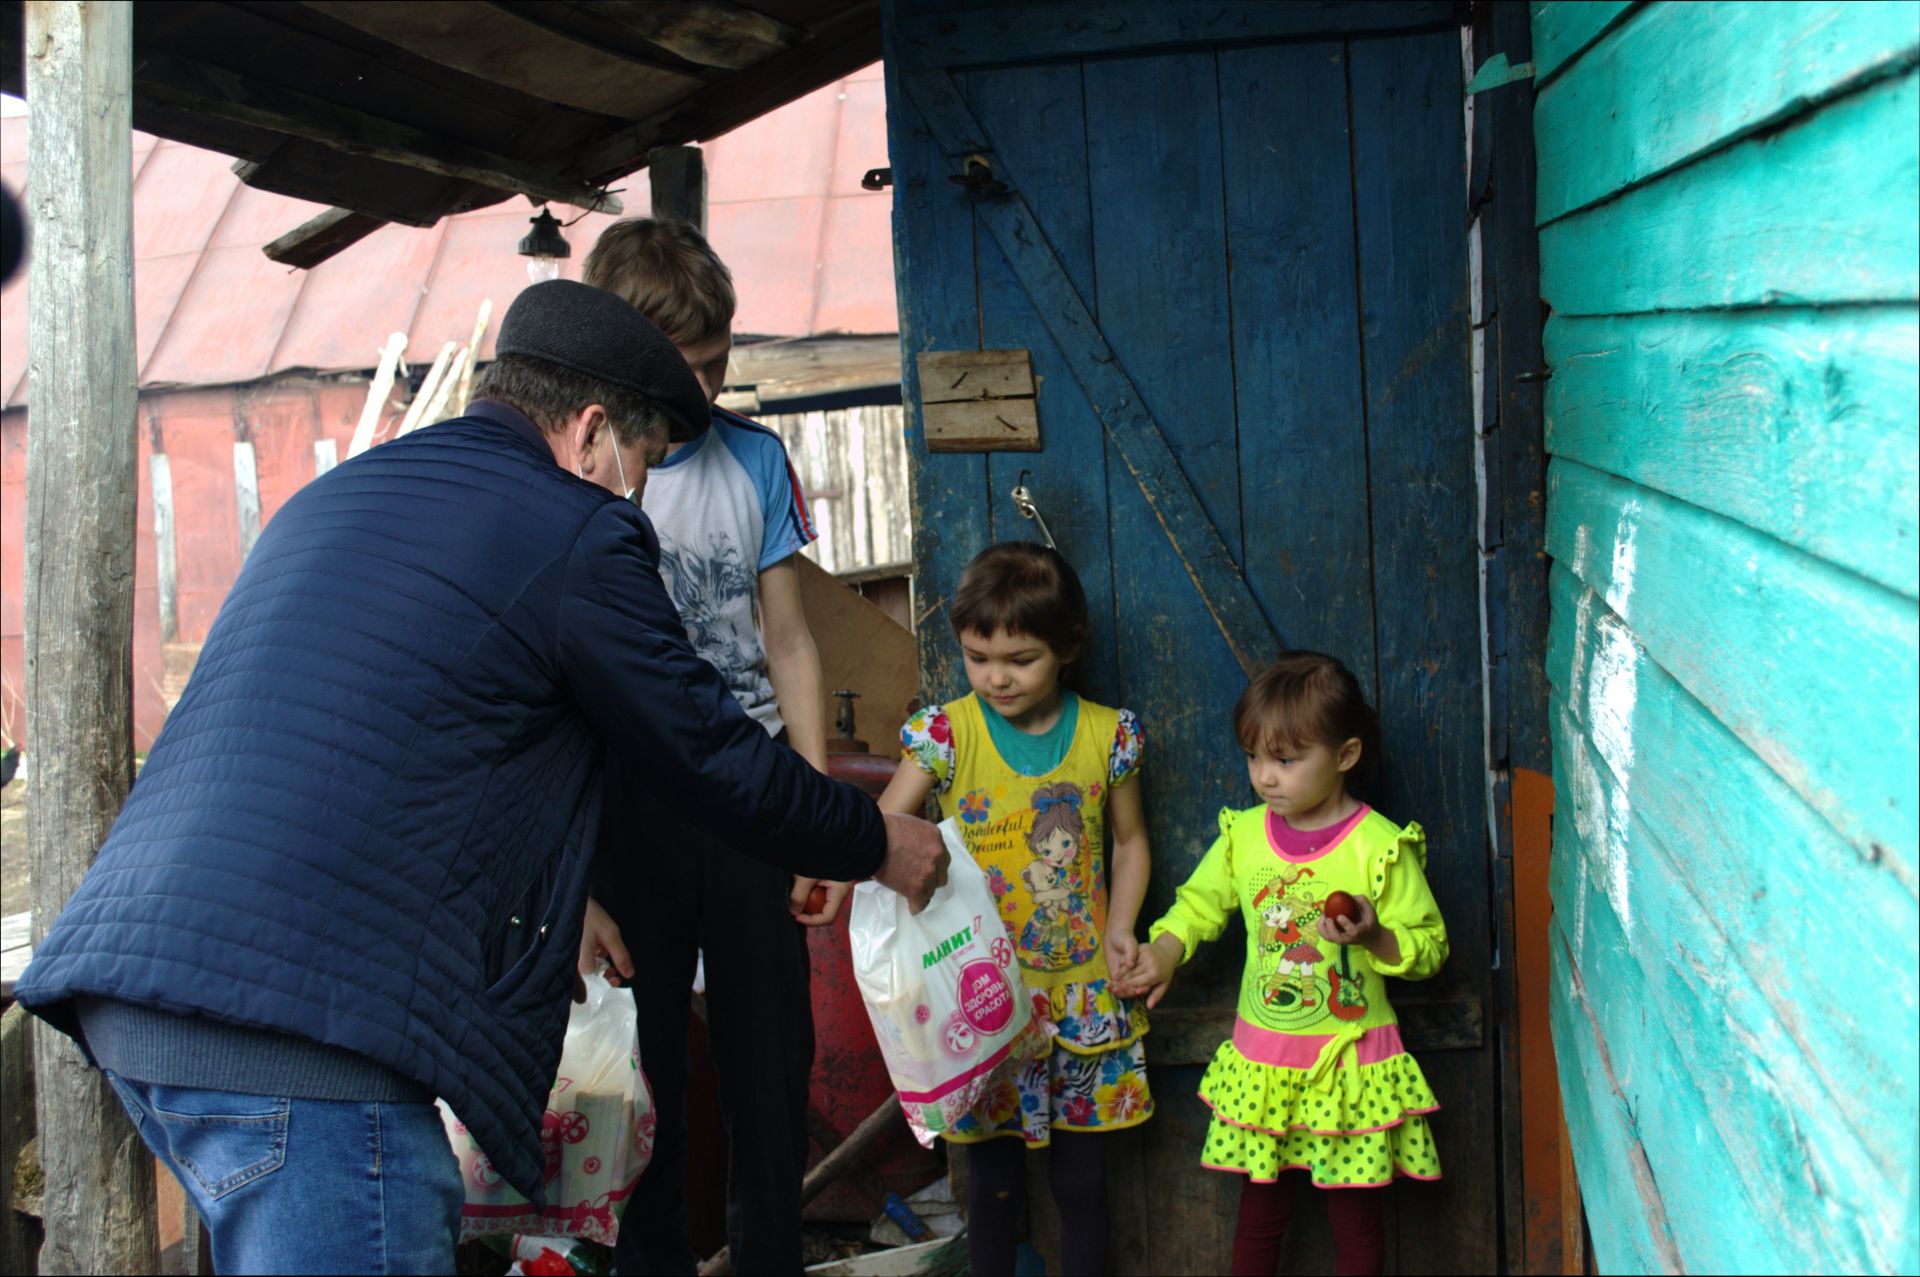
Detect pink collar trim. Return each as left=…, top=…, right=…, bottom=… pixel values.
left=1266, top=804, right=1369, bottom=863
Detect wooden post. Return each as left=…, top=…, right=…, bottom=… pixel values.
left=648, top=144, right=707, bottom=233
left=22, top=3, right=159, bottom=1274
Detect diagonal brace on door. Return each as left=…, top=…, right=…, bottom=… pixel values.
left=901, top=67, right=1281, bottom=676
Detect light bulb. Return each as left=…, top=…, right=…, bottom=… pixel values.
left=526, top=256, right=563, bottom=284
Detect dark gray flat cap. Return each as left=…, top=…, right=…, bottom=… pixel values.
left=496, top=279, right=711, bottom=440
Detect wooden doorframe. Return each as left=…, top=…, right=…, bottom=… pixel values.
left=1468, top=2, right=1567, bottom=1273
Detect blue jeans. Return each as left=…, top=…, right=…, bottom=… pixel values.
left=104, top=1072, right=463, bottom=1275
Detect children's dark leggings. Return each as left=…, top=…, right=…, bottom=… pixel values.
left=966, top=1133, right=1110, bottom=1276
left=1230, top=1173, right=1387, bottom=1277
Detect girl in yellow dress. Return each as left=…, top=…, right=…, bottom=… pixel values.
left=880, top=542, right=1151, bottom=1277
left=1116, top=651, right=1446, bottom=1277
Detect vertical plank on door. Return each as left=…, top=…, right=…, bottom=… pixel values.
left=962, top=63, right=1122, bottom=707
left=1217, top=45, right=1377, bottom=1272
left=1349, top=29, right=1493, bottom=1274
left=1219, top=40, right=1379, bottom=697
left=886, top=11, right=990, bottom=701
left=1082, top=49, right=1246, bottom=1275
left=1084, top=49, right=1252, bottom=976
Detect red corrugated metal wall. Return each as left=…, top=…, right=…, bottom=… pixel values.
left=0, top=378, right=372, bottom=750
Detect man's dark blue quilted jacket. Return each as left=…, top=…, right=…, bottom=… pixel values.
left=16, top=402, right=886, bottom=1202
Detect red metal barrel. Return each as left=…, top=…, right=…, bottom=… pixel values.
left=804, top=748, right=942, bottom=1220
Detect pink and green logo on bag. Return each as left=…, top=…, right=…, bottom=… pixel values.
left=921, top=923, right=973, bottom=969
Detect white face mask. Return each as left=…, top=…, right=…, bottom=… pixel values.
left=579, top=427, right=639, bottom=504
left=610, top=436, right=637, bottom=504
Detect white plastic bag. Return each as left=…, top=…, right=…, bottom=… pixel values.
left=440, top=970, right=657, bottom=1245
left=850, top=820, right=1049, bottom=1146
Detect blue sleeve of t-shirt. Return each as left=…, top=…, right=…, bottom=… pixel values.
left=714, top=412, right=817, bottom=570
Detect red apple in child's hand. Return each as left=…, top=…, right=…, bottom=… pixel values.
left=1322, top=891, right=1359, bottom=923
left=806, top=883, right=830, bottom=915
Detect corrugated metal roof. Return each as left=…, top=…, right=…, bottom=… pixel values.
left=0, top=62, right=895, bottom=409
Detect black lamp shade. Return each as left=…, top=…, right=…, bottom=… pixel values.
left=518, top=209, right=571, bottom=260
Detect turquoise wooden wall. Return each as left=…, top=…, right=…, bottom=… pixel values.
left=1532, top=2, right=1920, bottom=1272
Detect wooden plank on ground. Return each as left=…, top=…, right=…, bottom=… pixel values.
left=1349, top=31, right=1494, bottom=1275
left=963, top=62, right=1122, bottom=702
left=1535, top=0, right=1920, bottom=223
left=1546, top=459, right=1919, bottom=893
left=1528, top=0, right=1638, bottom=85
left=1219, top=38, right=1378, bottom=696
left=893, top=1, right=1456, bottom=69
left=1545, top=308, right=1920, bottom=600
left=881, top=15, right=991, bottom=702
left=1538, top=69, right=1920, bottom=314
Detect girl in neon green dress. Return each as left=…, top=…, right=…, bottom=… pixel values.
left=880, top=542, right=1152, bottom=1277
left=1116, top=651, right=1446, bottom=1277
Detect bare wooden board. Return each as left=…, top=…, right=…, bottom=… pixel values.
left=917, top=348, right=1035, bottom=403
left=921, top=397, right=1041, bottom=453
left=917, top=349, right=1042, bottom=452
left=796, top=555, right=919, bottom=744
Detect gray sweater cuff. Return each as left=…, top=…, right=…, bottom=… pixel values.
left=77, top=998, right=432, bottom=1105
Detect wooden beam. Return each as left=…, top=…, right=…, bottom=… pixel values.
left=585, top=0, right=804, bottom=70
left=132, top=52, right=624, bottom=214
left=260, top=205, right=389, bottom=269
left=300, top=2, right=712, bottom=118
left=22, top=3, right=159, bottom=1274
left=648, top=144, right=707, bottom=233
left=892, top=0, right=1458, bottom=69
left=726, top=337, right=900, bottom=389
left=579, top=2, right=881, bottom=184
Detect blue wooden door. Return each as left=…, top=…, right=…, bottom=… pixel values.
left=885, top=3, right=1491, bottom=1269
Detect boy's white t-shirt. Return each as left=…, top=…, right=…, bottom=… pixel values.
left=640, top=406, right=817, bottom=735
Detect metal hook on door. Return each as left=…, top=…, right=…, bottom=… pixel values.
left=1009, top=471, right=1058, bottom=551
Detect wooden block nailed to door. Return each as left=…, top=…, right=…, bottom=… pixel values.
left=917, top=349, right=1041, bottom=452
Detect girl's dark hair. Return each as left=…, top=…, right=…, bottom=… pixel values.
left=1234, top=651, right=1381, bottom=777
left=949, top=542, right=1090, bottom=663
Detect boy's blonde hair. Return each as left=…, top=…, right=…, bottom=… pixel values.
left=582, top=218, right=736, bottom=346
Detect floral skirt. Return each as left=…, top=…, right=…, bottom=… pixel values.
left=941, top=1035, right=1152, bottom=1145
left=942, top=977, right=1151, bottom=1145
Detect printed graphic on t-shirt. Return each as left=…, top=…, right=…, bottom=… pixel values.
left=1240, top=866, right=1374, bottom=1032
left=973, top=780, right=1104, bottom=975
left=656, top=533, right=760, bottom=705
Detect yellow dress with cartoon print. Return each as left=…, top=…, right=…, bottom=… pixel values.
left=899, top=692, right=1152, bottom=1144
left=1148, top=804, right=1447, bottom=1187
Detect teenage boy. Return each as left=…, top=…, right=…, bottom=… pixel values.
left=583, top=219, right=844, bottom=1274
